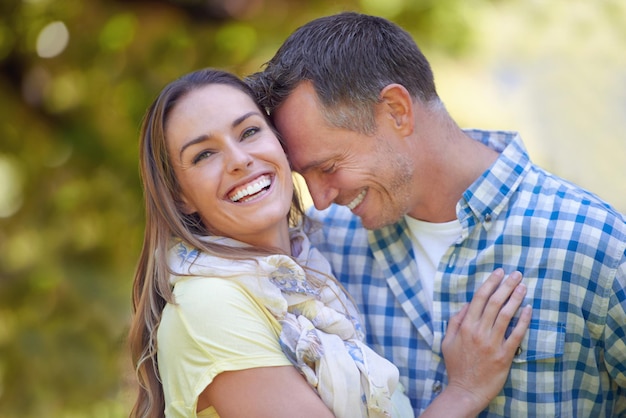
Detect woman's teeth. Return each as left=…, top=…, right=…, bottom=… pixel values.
left=230, top=175, right=271, bottom=202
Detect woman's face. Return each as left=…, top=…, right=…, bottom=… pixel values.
left=165, top=83, right=294, bottom=251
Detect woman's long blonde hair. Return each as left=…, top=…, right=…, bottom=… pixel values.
left=128, top=68, right=307, bottom=418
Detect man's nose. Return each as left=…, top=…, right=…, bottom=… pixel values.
left=305, top=175, right=338, bottom=211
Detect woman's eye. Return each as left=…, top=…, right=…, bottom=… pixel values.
left=192, top=150, right=213, bottom=164
left=241, top=127, right=259, bottom=140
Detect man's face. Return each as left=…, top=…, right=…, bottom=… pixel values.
left=273, top=81, right=415, bottom=230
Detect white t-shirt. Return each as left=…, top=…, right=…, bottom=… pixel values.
left=404, top=216, right=462, bottom=314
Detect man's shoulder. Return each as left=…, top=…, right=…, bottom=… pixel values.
left=522, top=165, right=626, bottom=227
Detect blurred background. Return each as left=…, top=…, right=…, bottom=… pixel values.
left=0, top=0, right=624, bottom=416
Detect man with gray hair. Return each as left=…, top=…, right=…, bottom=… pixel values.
left=248, top=12, right=626, bottom=417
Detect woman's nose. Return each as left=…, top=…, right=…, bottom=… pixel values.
left=225, top=143, right=253, bottom=172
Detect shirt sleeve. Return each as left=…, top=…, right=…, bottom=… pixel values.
left=604, top=254, right=626, bottom=393
left=157, top=276, right=293, bottom=417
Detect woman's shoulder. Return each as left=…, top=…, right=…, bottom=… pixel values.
left=169, top=276, right=267, bottom=322
left=159, top=276, right=285, bottom=357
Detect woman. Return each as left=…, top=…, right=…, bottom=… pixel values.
left=128, top=68, right=532, bottom=418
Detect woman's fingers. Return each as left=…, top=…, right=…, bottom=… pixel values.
left=503, top=304, right=532, bottom=353
left=457, top=269, right=532, bottom=349
left=463, top=268, right=506, bottom=324
left=468, top=269, right=532, bottom=359
left=445, top=303, right=469, bottom=340
left=477, top=271, right=524, bottom=335
left=490, top=274, right=527, bottom=336
left=441, top=270, right=533, bottom=409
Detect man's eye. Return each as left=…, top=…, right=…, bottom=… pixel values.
left=321, top=164, right=336, bottom=174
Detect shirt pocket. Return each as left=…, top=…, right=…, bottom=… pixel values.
left=502, top=319, right=567, bottom=417
left=511, top=318, right=566, bottom=363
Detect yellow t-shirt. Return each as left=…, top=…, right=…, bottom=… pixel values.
left=157, top=276, right=293, bottom=417
left=197, top=406, right=218, bottom=417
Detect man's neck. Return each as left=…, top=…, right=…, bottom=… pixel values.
left=407, top=126, right=498, bottom=223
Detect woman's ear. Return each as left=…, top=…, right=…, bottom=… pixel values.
left=378, top=84, right=414, bottom=136
left=178, top=195, right=197, bottom=215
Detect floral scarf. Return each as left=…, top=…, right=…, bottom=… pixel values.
left=168, top=228, right=400, bottom=418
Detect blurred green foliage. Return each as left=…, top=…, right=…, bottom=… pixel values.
left=1, top=0, right=624, bottom=416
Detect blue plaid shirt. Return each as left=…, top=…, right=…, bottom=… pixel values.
left=307, top=130, right=626, bottom=417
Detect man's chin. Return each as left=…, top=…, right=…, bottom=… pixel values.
left=360, top=201, right=412, bottom=230
left=359, top=214, right=399, bottom=231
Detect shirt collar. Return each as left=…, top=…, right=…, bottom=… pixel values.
left=457, top=130, right=531, bottom=230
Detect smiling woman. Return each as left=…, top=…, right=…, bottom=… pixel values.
left=129, top=68, right=393, bottom=418
left=165, top=83, right=294, bottom=251
left=127, top=67, right=531, bottom=418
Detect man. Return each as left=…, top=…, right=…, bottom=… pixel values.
left=248, top=12, right=626, bottom=417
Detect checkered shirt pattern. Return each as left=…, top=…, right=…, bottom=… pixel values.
left=307, top=130, right=626, bottom=417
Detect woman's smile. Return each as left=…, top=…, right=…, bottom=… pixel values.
left=228, top=173, right=273, bottom=203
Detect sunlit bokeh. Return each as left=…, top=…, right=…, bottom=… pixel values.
left=434, top=1, right=626, bottom=209
left=36, top=21, right=69, bottom=58
left=0, top=156, right=23, bottom=218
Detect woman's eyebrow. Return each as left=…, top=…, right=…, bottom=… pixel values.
left=179, top=134, right=210, bottom=161
left=232, top=111, right=259, bottom=128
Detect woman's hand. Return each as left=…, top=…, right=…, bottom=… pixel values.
left=424, top=269, right=532, bottom=418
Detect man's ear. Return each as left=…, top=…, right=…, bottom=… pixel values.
left=379, top=84, right=414, bottom=136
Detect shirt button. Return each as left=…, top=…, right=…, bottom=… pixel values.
left=515, top=346, right=523, bottom=356
left=432, top=381, right=443, bottom=394
left=447, top=252, right=457, bottom=268
left=484, top=213, right=492, bottom=222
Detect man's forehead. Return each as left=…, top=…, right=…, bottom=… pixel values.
left=273, top=83, right=332, bottom=171
left=284, top=142, right=331, bottom=174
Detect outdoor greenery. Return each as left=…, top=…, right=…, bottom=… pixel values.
left=0, top=0, right=624, bottom=416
